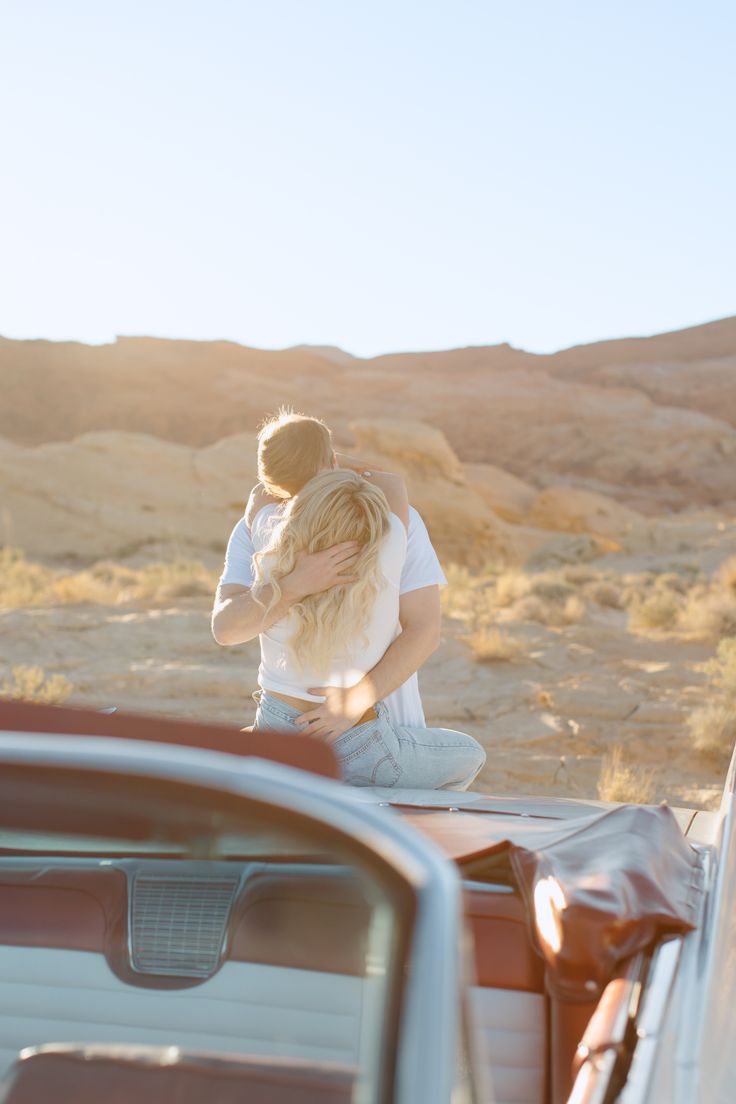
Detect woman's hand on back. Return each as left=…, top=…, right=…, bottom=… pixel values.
left=281, top=542, right=361, bottom=603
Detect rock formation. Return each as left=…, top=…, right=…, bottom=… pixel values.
left=1, top=315, right=735, bottom=514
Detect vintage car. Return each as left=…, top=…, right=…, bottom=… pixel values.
left=0, top=699, right=734, bottom=1104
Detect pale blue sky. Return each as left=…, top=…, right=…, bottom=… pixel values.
left=1, top=0, right=734, bottom=356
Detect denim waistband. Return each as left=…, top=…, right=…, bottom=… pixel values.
left=255, top=689, right=388, bottom=725
left=253, top=689, right=303, bottom=721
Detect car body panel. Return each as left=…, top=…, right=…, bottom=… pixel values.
left=1, top=702, right=734, bottom=1104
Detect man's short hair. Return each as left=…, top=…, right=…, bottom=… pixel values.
left=257, top=408, right=334, bottom=498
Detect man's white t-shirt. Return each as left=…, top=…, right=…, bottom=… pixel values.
left=219, top=505, right=446, bottom=726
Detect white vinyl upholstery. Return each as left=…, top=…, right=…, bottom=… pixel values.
left=0, top=951, right=547, bottom=1103
left=470, top=987, right=546, bottom=1104
left=0, top=947, right=364, bottom=1081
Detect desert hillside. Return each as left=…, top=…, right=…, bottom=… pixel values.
left=2, top=315, right=735, bottom=513
left=1, top=319, right=735, bottom=812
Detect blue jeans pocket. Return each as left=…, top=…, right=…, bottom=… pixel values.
left=333, top=715, right=402, bottom=788
left=253, top=693, right=303, bottom=734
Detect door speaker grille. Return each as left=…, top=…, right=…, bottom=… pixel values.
left=130, top=874, right=239, bottom=978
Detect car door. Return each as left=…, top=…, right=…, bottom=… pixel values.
left=0, top=731, right=473, bottom=1104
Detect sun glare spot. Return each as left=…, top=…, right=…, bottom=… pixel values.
left=534, top=875, right=566, bottom=955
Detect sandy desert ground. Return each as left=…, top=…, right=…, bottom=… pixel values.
left=2, top=318, right=735, bottom=810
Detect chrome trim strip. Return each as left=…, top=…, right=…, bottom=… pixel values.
left=614, top=938, right=684, bottom=1103
left=635, top=938, right=683, bottom=1039
left=461, top=880, right=515, bottom=895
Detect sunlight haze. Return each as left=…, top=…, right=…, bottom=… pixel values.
left=1, top=0, right=734, bottom=355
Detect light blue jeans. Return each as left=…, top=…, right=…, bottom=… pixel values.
left=253, top=690, right=486, bottom=791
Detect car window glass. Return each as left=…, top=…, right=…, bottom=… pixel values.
left=0, top=775, right=407, bottom=1104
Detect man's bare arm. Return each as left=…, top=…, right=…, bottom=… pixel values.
left=295, top=585, right=442, bottom=739
left=211, top=542, right=361, bottom=646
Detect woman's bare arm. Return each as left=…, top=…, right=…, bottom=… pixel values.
left=334, top=454, right=409, bottom=530
left=365, top=471, right=409, bottom=530
left=211, top=542, right=361, bottom=645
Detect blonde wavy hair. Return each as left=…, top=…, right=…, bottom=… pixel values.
left=252, top=469, right=391, bottom=675
left=257, top=408, right=334, bottom=499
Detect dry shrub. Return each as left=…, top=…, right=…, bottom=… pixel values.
left=0, top=548, right=218, bottom=608
left=495, top=572, right=532, bottom=607
left=687, top=703, right=736, bottom=761
left=441, top=564, right=476, bottom=621
left=53, top=572, right=120, bottom=604
left=587, top=580, right=623, bottom=608
left=653, top=573, right=683, bottom=595
left=628, top=592, right=681, bottom=631
left=716, top=555, right=736, bottom=595
left=621, top=582, right=646, bottom=609
left=704, top=639, right=736, bottom=699
left=134, top=560, right=215, bottom=600
left=561, top=564, right=599, bottom=586
left=509, top=595, right=557, bottom=627
left=529, top=578, right=575, bottom=604
left=440, top=565, right=498, bottom=630
left=512, top=591, right=587, bottom=627
left=563, top=595, right=587, bottom=623
left=680, top=591, right=736, bottom=641
left=441, top=563, right=473, bottom=594
left=1, top=665, right=73, bottom=705
left=0, top=547, right=56, bottom=607
left=597, top=745, right=655, bottom=804
left=512, top=595, right=563, bottom=626
left=467, top=628, right=523, bottom=663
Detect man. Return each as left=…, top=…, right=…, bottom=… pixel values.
left=212, top=410, right=446, bottom=740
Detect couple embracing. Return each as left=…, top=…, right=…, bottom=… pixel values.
left=212, top=410, right=485, bottom=791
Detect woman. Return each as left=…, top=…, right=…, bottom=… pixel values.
left=250, top=467, right=486, bottom=790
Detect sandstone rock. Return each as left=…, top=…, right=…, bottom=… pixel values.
left=528, top=485, right=644, bottom=539
left=463, top=463, right=536, bottom=522
left=348, top=419, right=521, bottom=567
left=2, top=320, right=736, bottom=513
left=0, top=421, right=524, bottom=568
left=0, top=431, right=257, bottom=562
left=524, top=533, right=612, bottom=568
left=350, top=419, right=465, bottom=483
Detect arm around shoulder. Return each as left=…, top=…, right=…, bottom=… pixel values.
left=245, top=482, right=283, bottom=529
left=365, top=471, right=409, bottom=530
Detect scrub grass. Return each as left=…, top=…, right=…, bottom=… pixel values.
left=586, top=580, right=623, bottom=608
left=467, top=628, right=523, bottom=663
left=512, top=593, right=586, bottom=627
left=679, top=591, right=736, bottom=641
left=1, top=665, right=73, bottom=705
left=628, top=592, right=681, bottom=632
left=688, top=638, right=736, bottom=762
left=443, top=562, right=590, bottom=632
left=597, top=745, right=655, bottom=804
left=716, top=555, right=736, bottom=595
left=0, top=548, right=218, bottom=608
left=687, top=703, right=736, bottom=762
left=704, top=639, right=736, bottom=700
